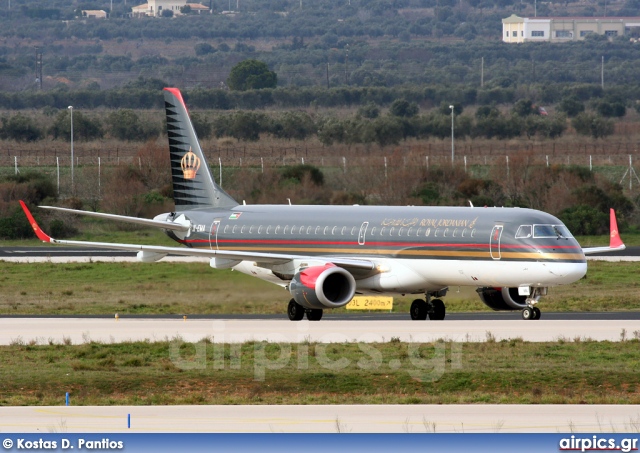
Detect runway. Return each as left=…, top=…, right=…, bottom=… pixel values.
left=1, top=404, right=639, bottom=433
left=1, top=318, right=638, bottom=345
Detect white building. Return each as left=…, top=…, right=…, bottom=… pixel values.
left=132, top=0, right=210, bottom=17
left=503, top=14, right=640, bottom=43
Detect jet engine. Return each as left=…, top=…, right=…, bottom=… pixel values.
left=289, top=264, right=356, bottom=309
left=476, top=287, right=530, bottom=311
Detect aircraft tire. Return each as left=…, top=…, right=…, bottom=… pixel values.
left=410, top=299, right=428, bottom=320
left=429, top=299, right=446, bottom=320
left=521, top=307, right=534, bottom=320
left=306, top=309, right=323, bottom=321
left=532, top=307, right=541, bottom=320
left=288, top=299, right=305, bottom=321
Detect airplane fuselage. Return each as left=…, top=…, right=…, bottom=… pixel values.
left=165, top=205, right=587, bottom=295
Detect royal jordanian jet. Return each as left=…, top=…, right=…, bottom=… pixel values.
left=21, top=88, right=626, bottom=321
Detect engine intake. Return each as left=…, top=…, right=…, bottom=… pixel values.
left=476, top=287, right=530, bottom=311
left=289, top=264, right=356, bottom=309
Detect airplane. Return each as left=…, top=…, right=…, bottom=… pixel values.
left=20, top=87, right=626, bottom=322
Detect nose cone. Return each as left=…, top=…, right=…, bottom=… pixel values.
left=545, top=261, right=587, bottom=285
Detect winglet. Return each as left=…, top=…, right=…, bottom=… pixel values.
left=19, top=200, right=52, bottom=243
left=609, top=208, right=624, bottom=249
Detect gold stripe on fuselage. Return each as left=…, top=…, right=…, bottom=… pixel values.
left=205, top=245, right=584, bottom=261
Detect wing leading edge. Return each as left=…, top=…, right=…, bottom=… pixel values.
left=582, top=208, right=626, bottom=255
left=20, top=201, right=376, bottom=272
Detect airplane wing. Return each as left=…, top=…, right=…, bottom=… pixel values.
left=20, top=201, right=376, bottom=272
left=582, top=208, right=626, bottom=255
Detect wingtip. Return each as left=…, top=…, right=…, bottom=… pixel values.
left=609, top=208, right=624, bottom=249
left=19, top=200, right=52, bottom=243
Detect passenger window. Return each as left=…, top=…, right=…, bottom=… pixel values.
left=434, top=228, right=440, bottom=237
left=324, top=226, right=329, bottom=235
left=291, top=225, right=296, bottom=234
left=275, top=225, right=281, bottom=234
left=398, top=228, right=404, bottom=236
left=241, top=225, right=247, bottom=234
left=351, top=227, right=357, bottom=235
left=266, top=226, right=272, bottom=234
left=307, top=226, right=312, bottom=234
left=371, top=227, right=377, bottom=236
left=341, top=227, right=346, bottom=235
left=232, top=225, right=238, bottom=234
left=315, top=226, right=321, bottom=235
left=408, top=227, right=414, bottom=236
left=471, top=229, right=476, bottom=238
left=284, top=226, right=290, bottom=234
left=417, top=228, right=422, bottom=236
left=250, top=225, right=255, bottom=234
left=258, top=226, right=263, bottom=234
left=462, top=229, right=466, bottom=237
left=516, top=225, right=533, bottom=239
left=389, top=227, right=395, bottom=236
left=425, top=228, right=430, bottom=237
left=453, top=228, right=458, bottom=237
left=224, top=225, right=229, bottom=234
left=331, top=226, right=337, bottom=235
left=444, top=228, right=449, bottom=237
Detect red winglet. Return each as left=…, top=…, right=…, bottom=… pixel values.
left=609, top=208, right=624, bottom=249
left=19, top=200, right=51, bottom=243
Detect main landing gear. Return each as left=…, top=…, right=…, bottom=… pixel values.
left=287, top=299, right=323, bottom=321
left=410, top=298, right=446, bottom=321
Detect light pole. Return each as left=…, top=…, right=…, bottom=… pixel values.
left=449, top=105, right=455, bottom=165
left=68, top=105, right=74, bottom=192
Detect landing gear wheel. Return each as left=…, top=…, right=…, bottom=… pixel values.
left=521, top=307, right=533, bottom=320
left=532, top=307, right=541, bottom=320
left=410, top=299, right=428, bottom=320
left=428, top=299, right=446, bottom=320
left=306, top=309, right=323, bottom=321
left=287, top=299, right=305, bottom=321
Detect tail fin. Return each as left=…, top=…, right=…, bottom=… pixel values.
left=163, top=88, right=238, bottom=210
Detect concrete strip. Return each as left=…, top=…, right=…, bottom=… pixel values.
left=0, top=319, right=637, bottom=345
left=0, top=405, right=638, bottom=433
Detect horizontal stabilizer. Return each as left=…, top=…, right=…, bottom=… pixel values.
left=582, top=208, right=626, bottom=255
left=39, top=205, right=190, bottom=233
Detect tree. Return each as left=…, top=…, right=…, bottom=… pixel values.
left=389, top=99, right=419, bottom=117
left=572, top=113, right=614, bottom=139
left=227, top=60, right=277, bottom=91
left=557, top=96, right=585, bottom=117
left=107, top=109, right=158, bottom=141
left=49, top=110, right=103, bottom=142
left=0, top=114, right=43, bottom=142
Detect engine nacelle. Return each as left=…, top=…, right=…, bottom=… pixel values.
left=289, top=264, right=356, bottom=309
left=476, top=287, right=530, bottom=311
left=137, top=251, right=167, bottom=263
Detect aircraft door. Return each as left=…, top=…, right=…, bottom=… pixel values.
left=209, top=218, right=221, bottom=250
left=490, top=225, right=503, bottom=260
left=358, top=221, right=369, bottom=245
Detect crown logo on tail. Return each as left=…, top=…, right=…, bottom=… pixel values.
left=180, top=148, right=201, bottom=180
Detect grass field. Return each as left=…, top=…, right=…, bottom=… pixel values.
left=1, top=339, right=639, bottom=406
left=0, top=260, right=638, bottom=315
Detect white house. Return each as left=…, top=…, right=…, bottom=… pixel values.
left=132, top=0, right=210, bottom=17
left=503, top=14, right=640, bottom=43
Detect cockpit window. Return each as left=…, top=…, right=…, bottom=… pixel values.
left=516, top=225, right=532, bottom=239
left=533, top=224, right=573, bottom=239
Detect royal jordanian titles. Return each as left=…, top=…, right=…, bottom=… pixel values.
left=21, top=88, right=625, bottom=322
